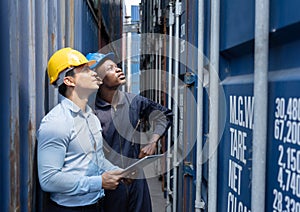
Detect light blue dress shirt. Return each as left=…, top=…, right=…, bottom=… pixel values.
left=37, top=97, right=118, bottom=207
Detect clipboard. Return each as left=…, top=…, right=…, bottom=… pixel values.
left=122, top=154, right=165, bottom=174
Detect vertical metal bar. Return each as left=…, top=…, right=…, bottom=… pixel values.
left=127, top=31, right=132, bottom=92
left=74, top=0, right=83, bottom=50
left=25, top=0, right=36, bottom=210
left=0, top=0, right=11, bottom=210
left=59, top=0, right=66, bottom=47
left=48, top=0, right=58, bottom=53
left=34, top=1, right=48, bottom=210
left=166, top=3, right=174, bottom=211
left=158, top=37, right=162, bottom=104
left=9, top=0, right=20, bottom=210
left=195, top=0, right=205, bottom=211
left=149, top=1, right=153, bottom=101
left=157, top=0, right=162, bottom=25
left=122, top=9, right=126, bottom=93
left=35, top=0, right=48, bottom=125
left=208, top=0, right=220, bottom=211
left=155, top=40, right=158, bottom=102
left=48, top=0, right=59, bottom=109
left=65, top=0, right=75, bottom=47
left=251, top=0, right=269, bottom=210
left=173, top=1, right=181, bottom=212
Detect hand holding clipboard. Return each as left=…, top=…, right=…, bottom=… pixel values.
left=121, top=154, right=165, bottom=179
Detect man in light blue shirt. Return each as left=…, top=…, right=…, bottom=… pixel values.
left=37, top=47, right=124, bottom=211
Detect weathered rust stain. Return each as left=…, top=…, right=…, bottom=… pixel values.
left=51, top=33, right=56, bottom=50
left=27, top=120, right=35, bottom=212
left=10, top=118, right=20, bottom=212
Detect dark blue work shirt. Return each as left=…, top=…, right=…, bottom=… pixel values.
left=94, top=91, right=173, bottom=168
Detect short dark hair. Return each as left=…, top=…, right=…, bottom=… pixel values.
left=57, top=69, right=75, bottom=97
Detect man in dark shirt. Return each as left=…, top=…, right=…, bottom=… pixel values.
left=86, top=52, right=173, bottom=212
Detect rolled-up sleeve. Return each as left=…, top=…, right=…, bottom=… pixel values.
left=142, top=98, right=173, bottom=136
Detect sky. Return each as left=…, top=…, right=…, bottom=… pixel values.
left=124, top=0, right=141, bottom=6
left=124, top=0, right=141, bottom=17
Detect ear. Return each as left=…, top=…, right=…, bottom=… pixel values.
left=63, top=76, right=76, bottom=87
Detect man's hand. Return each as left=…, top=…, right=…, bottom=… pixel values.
left=101, top=170, right=124, bottom=190
left=121, top=171, right=137, bottom=184
left=139, top=142, right=157, bottom=158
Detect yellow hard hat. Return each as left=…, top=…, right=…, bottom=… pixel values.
left=47, top=47, right=95, bottom=84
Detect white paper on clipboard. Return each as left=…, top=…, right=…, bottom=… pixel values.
left=122, top=154, right=165, bottom=174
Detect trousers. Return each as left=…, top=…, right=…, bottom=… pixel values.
left=46, top=198, right=104, bottom=212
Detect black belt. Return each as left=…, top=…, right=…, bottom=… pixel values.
left=49, top=198, right=104, bottom=212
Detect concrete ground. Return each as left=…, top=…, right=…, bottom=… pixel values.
left=144, top=161, right=167, bottom=212
left=147, top=177, right=166, bottom=212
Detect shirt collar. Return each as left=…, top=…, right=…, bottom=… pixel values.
left=61, top=96, right=93, bottom=115
left=95, top=90, right=127, bottom=109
